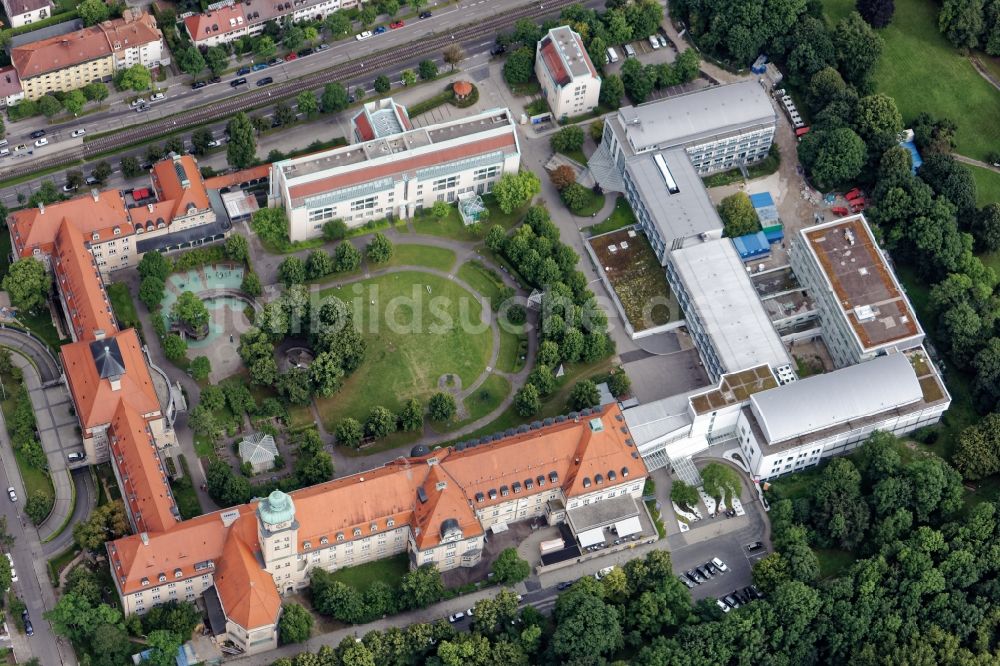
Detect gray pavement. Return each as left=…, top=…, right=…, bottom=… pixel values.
left=0, top=365, right=77, bottom=665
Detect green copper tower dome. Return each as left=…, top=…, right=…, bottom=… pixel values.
left=258, top=490, right=295, bottom=526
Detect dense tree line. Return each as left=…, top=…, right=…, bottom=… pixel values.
left=938, top=0, right=1000, bottom=53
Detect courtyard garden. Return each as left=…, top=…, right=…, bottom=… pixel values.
left=588, top=227, right=676, bottom=332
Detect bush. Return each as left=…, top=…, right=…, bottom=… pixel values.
left=428, top=392, right=456, bottom=421
left=25, top=490, right=53, bottom=525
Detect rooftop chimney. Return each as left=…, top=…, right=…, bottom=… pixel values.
left=91, top=189, right=100, bottom=202
left=109, top=374, right=122, bottom=391
left=38, top=202, right=45, bottom=214
left=140, top=532, right=149, bottom=546
left=94, top=329, right=106, bottom=340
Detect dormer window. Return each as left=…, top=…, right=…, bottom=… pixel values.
left=141, top=577, right=149, bottom=586
left=113, top=226, right=120, bottom=235
left=370, top=522, right=377, bottom=532
left=387, top=518, right=395, bottom=527
left=320, top=536, right=328, bottom=545
left=303, top=541, right=311, bottom=550
left=336, top=532, right=344, bottom=541
left=92, top=232, right=100, bottom=241
left=353, top=528, right=361, bottom=537
left=158, top=573, right=166, bottom=583
left=174, top=568, right=182, bottom=578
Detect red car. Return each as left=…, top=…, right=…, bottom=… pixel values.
left=845, top=188, right=863, bottom=201
left=831, top=206, right=849, bottom=216
left=390, top=20, right=404, bottom=28
left=285, top=53, right=298, bottom=61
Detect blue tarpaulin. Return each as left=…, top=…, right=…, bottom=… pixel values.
left=731, top=232, right=770, bottom=260
left=749, top=191, right=780, bottom=226
left=901, top=140, right=923, bottom=175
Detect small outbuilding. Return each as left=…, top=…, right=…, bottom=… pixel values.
left=238, top=432, right=278, bottom=474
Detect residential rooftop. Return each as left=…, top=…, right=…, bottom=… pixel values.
left=617, top=81, right=775, bottom=154
left=801, top=214, right=922, bottom=351
left=670, top=239, right=791, bottom=373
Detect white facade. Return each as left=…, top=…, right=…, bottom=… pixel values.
left=534, top=26, right=601, bottom=119
left=2, top=0, right=52, bottom=27
left=270, top=105, right=521, bottom=242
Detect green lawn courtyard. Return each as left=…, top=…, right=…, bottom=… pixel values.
left=970, top=164, right=1000, bottom=207
left=315, top=270, right=498, bottom=430
left=825, top=0, right=1000, bottom=161
left=326, top=553, right=409, bottom=592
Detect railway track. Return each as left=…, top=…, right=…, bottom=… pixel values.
left=0, top=0, right=580, bottom=186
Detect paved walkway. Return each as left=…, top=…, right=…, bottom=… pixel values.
left=955, top=153, right=1000, bottom=175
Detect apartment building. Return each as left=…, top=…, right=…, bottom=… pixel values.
left=107, top=405, right=647, bottom=655
left=534, top=26, right=600, bottom=120
left=8, top=155, right=224, bottom=275
left=11, top=10, right=167, bottom=99
left=269, top=101, right=521, bottom=242
left=184, top=0, right=345, bottom=48
left=789, top=214, right=925, bottom=367
left=1, top=0, right=53, bottom=28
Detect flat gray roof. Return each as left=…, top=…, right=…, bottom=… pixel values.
left=627, top=148, right=722, bottom=245
left=750, top=353, right=921, bottom=444
left=566, top=494, right=639, bottom=533
left=618, top=81, right=776, bottom=152
left=624, top=390, right=700, bottom=447
left=671, top=238, right=791, bottom=373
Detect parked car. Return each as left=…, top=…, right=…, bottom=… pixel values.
left=251, top=63, right=269, bottom=72
left=448, top=611, right=465, bottom=623
left=747, top=585, right=764, bottom=600
left=419, top=10, right=432, bottom=18
left=695, top=565, right=713, bottom=579
left=71, top=128, right=86, bottom=138
left=267, top=57, right=284, bottom=66
left=355, top=30, right=373, bottom=40
left=373, top=25, right=387, bottom=34
left=648, top=35, right=660, bottom=49
left=685, top=570, right=703, bottom=584
left=595, top=566, right=615, bottom=580
left=317, top=43, right=330, bottom=51
left=390, top=20, right=404, bottom=28
left=678, top=575, right=695, bottom=589
left=231, top=77, right=247, bottom=87
left=150, top=92, right=165, bottom=101
left=657, top=34, right=668, bottom=48
left=85, top=176, right=98, bottom=185
left=6, top=487, right=15, bottom=502
left=712, top=557, right=729, bottom=572
left=29, top=129, right=46, bottom=139
left=490, top=44, right=506, bottom=56
left=256, top=77, right=274, bottom=87
left=716, top=599, right=731, bottom=613
left=723, top=594, right=740, bottom=609
left=62, top=183, right=77, bottom=192
left=704, top=562, right=719, bottom=575
left=34, top=138, right=48, bottom=147
left=207, top=139, right=222, bottom=148
left=191, top=81, right=207, bottom=89
left=557, top=581, right=574, bottom=591
left=624, top=43, right=636, bottom=58
left=746, top=541, right=764, bottom=552
left=237, top=66, right=251, bottom=76
left=210, top=76, right=221, bottom=83
left=285, top=53, right=298, bottom=62
left=22, top=610, right=32, bottom=637
left=297, top=48, right=314, bottom=57
left=5, top=553, right=16, bottom=582
left=67, top=451, right=85, bottom=462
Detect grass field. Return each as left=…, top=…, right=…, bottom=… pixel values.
left=327, top=553, right=409, bottom=592
left=496, top=325, right=527, bottom=374
left=106, top=282, right=143, bottom=333
left=970, top=164, right=1000, bottom=206
left=315, top=271, right=495, bottom=429
left=825, top=0, right=1000, bottom=161
left=454, top=373, right=511, bottom=428
left=456, top=261, right=506, bottom=305
left=585, top=196, right=638, bottom=236
left=383, top=244, right=457, bottom=272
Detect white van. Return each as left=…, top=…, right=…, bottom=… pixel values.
left=606, top=47, right=619, bottom=63
left=624, top=44, right=636, bottom=58
left=0, top=148, right=9, bottom=157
